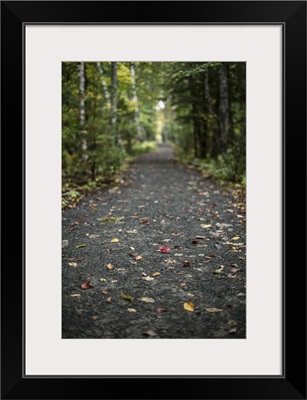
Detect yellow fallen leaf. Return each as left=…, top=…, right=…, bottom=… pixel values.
left=152, top=272, right=161, bottom=277
left=111, top=238, right=119, bottom=243
left=201, top=224, right=211, bottom=229
left=107, top=263, right=115, bottom=270
left=135, top=255, right=143, bottom=261
left=205, top=307, right=223, bottom=313
left=127, top=308, right=137, bottom=313
left=68, top=262, right=78, bottom=268
left=76, top=244, right=86, bottom=249
left=140, top=297, right=155, bottom=303
left=143, top=276, right=154, bottom=281
left=231, top=236, right=240, bottom=241
left=121, top=294, right=134, bottom=302
left=99, top=278, right=107, bottom=282
left=69, top=294, right=81, bottom=298
left=213, top=266, right=224, bottom=275
left=184, top=302, right=195, bottom=312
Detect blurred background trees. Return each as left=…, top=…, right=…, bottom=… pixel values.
left=62, top=61, right=246, bottom=196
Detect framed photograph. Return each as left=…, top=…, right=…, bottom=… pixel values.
left=1, top=1, right=306, bottom=399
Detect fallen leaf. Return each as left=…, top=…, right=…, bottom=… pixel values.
left=106, top=297, right=112, bottom=303
left=182, top=260, right=191, bottom=267
left=143, top=276, right=154, bottom=281
left=135, top=255, right=143, bottom=261
left=205, top=307, right=223, bottom=313
left=180, top=282, right=187, bottom=287
left=91, top=315, right=100, bottom=320
left=140, top=297, right=155, bottom=303
left=69, top=293, right=81, bottom=298
left=164, top=259, right=177, bottom=264
left=107, top=263, right=115, bottom=270
left=159, top=245, right=171, bottom=254
left=227, top=320, right=238, bottom=327
left=129, top=246, right=135, bottom=250
left=157, top=307, right=167, bottom=313
left=231, top=236, right=240, bottom=241
left=174, top=253, right=183, bottom=257
left=213, top=266, right=224, bottom=274
left=201, top=224, right=211, bottom=229
left=163, top=239, right=171, bottom=243
left=121, top=294, right=134, bottom=302
left=183, top=302, right=195, bottom=312
left=237, top=292, right=246, bottom=297
left=195, top=236, right=206, bottom=240
left=89, top=234, right=100, bottom=239
left=140, top=219, right=149, bottom=224
left=152, top=272, right=161, bottom=277
left=227, top=273, right=237, bottom=279
left=126, top=230, right=137, bottom=234
left=80, top=281, right=92, bottom=290
left=127, top=308, right=137, bottom=313
left=191, top=240, right=199, bottom=244
left=99, top=278, right=107, bottom=282
left=62, top=240, right=69, bottom=248
left=68, top=262, right=78, bottom=268
left=228, top=327, right=237, bottom=334
left=101, top=290, right=109, bottom=295
left=76, top=244, right=86, bottom=249
left=144, top=329, right=157, bottom=337
left=111, top=238, right=119, bottom=243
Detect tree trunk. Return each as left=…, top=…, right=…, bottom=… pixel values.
left=111, top=62, right=123, bottom=148
left=97, top=62, right=110, bottom=103
left=78, top=62, right=88, bottom=159
left=130, top=62, right=144, bottom=141
left=218, top=63, right=230, bottom=153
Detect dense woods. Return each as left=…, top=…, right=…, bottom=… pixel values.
left=62, top=62, right=246, bottom=201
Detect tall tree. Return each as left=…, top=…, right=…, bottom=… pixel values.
left=111, top=62, right=119, bottom=144
left=218, top=63, right=230, bottom=153
left=130, top=62, right=144, bottom=141
left=78, top=61, right=88, bottom=159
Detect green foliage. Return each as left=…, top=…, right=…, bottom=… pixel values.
left=130, top=141, right=157, bottom=156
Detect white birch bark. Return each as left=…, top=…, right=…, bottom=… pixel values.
left=97, top=62, right=110, bottom=103
left=130, top=62, right=144, bottom=141
left=78, top=62, right=88, bottom=159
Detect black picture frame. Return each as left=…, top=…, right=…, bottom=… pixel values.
left=1, top=1, right=306, bottom=399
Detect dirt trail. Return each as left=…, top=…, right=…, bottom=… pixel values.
left=62, top=144, right=246, bottom=338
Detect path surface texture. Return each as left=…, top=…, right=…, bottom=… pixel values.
left=62, top=144, right=246, bottom=338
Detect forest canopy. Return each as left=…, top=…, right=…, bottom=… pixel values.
left=62, top=61, right=246, bottom=191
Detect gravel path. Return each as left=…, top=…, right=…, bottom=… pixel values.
left=62, top=144, right=246, bottom=338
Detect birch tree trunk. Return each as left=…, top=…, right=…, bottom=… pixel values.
left=78, top=62, right=88, bottom=159
left=97, top=62, right=110, bottom=103
left=130, top=62, right=144, bottom=141
left=218, top=63, right=230, bottom=153
left=111, top=62, right=122, bottom=146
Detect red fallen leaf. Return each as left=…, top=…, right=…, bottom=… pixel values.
left=191, top=240, right=198, bottom=244
left=180, top=282, right=187, bottom=287
left=80, top=281, right=92, bottom=290
left=101, top=290, right=109, bottom=295
left=159, top=246, right=171, bottom=254
left=157, top=307, right=167, bottom=313
left=140, top=219, right=149, bottom=224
